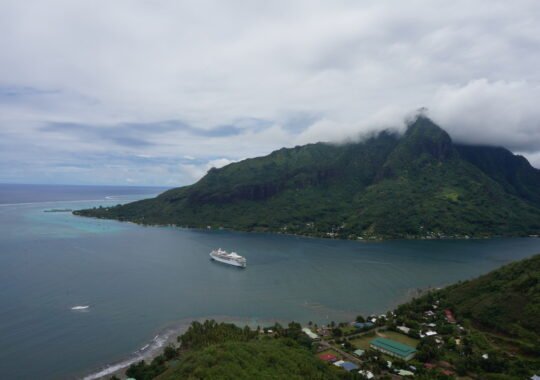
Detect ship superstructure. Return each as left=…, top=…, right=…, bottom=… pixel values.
left=210, top=248, right=247, bottom=268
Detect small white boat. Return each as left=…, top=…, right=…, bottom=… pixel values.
left=71, top=305, right=90, bottom=310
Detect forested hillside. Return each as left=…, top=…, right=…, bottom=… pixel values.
left=442, top=254, right=540, bottom=349
left=75, top=117, right=540, bottom=239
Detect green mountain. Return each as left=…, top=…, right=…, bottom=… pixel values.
left=75, top=116, right=540, bottom=239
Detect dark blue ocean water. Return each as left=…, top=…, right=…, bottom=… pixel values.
left=1, top=184, right=539, bottom=379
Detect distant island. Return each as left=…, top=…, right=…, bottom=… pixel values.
left=75, top=116, right=540, bottom=240
left=112, top=253, right=540, bottom=380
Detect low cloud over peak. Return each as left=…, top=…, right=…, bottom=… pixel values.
left=1, top=0, right=539, bottom=185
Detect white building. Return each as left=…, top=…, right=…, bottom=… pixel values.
left=302, top=327, right=318, bottom=340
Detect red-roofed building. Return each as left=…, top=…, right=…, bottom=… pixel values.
left=424, top=363, right=436, bottom=369
left=444, top=309, right=457, bottom=324
left=441, top=369, right=455, bottom=376
left=319, top=353, right=338, bottom=362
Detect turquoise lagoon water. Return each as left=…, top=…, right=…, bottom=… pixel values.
left=1, top=184, right=539, bottom=379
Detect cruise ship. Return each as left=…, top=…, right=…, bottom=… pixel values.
left=210, top=248, right=247, bottom=268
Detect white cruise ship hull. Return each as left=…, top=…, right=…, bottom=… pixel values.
left=210, top=254, right=246, bottom=268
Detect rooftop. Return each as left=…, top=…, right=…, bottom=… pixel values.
left=398, top=369, right=415, bottom=376
left=397, top=325, right=410, bottom=334
left=302, top=327, right=318, bottom=339
left=353, top=322, right=374, bottom=329
left=359, top=370, right=374, bottom=379
left=370, top=337, right=416, bottom=357
left=339, top=361, right=359, bottom=372
left=318, top=353, right=337, bottom=362
left=444, top=309, right=457, bottom=323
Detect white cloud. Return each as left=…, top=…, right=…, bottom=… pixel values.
left=179, top=157, right=238, bottom=182
left=0, top=0, right=539, bottom=185
left=524, top=152, right=540, bottom=168
left=430, top=79, right=540, bottom=152
left=207, top=158, right=236, bottom=170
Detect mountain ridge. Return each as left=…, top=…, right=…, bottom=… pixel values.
left=75, top=117, right=540, bottom=239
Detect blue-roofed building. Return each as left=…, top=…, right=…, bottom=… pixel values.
left=353, top=322, right=374, bottom=330
left=338, top=361, right=359, bottom=372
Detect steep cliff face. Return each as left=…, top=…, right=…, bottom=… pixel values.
left=456, top=144, right=540, bottom=205
left=75, top=117, right=540, bottom=239
left=378, top=117, right=454, bottom=179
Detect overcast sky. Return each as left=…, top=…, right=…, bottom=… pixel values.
left=1, top=0, right=540, bottom=186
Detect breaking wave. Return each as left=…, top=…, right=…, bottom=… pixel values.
left=80, top=316, right=274, bottom=380
left=81, top=326, right=181, bottom=380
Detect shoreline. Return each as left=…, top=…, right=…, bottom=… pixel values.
left=81, top=331, right=178, bottom=380
left=79, top=316, right=290, bottom=380
left=72, top=213, right=538, bottom=242
left=79, top=285, right=434, bottom=380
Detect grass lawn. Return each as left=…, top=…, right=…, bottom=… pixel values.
left=350, top=333, right=376, bottom=350
left=377, top=331, right=419, bottom=348
left=341, top=325, right=357, bottom=336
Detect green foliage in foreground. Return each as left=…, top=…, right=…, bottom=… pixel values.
left=177, top=319, right=256, bottom=350
left=76, top=116, right=540, bottom=240
left=125, top=320, right=346, bottom=380
left=157, top=339, right=342, bottom=380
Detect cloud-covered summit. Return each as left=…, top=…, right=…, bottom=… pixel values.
left=1, top=0, right=539, bottom=185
